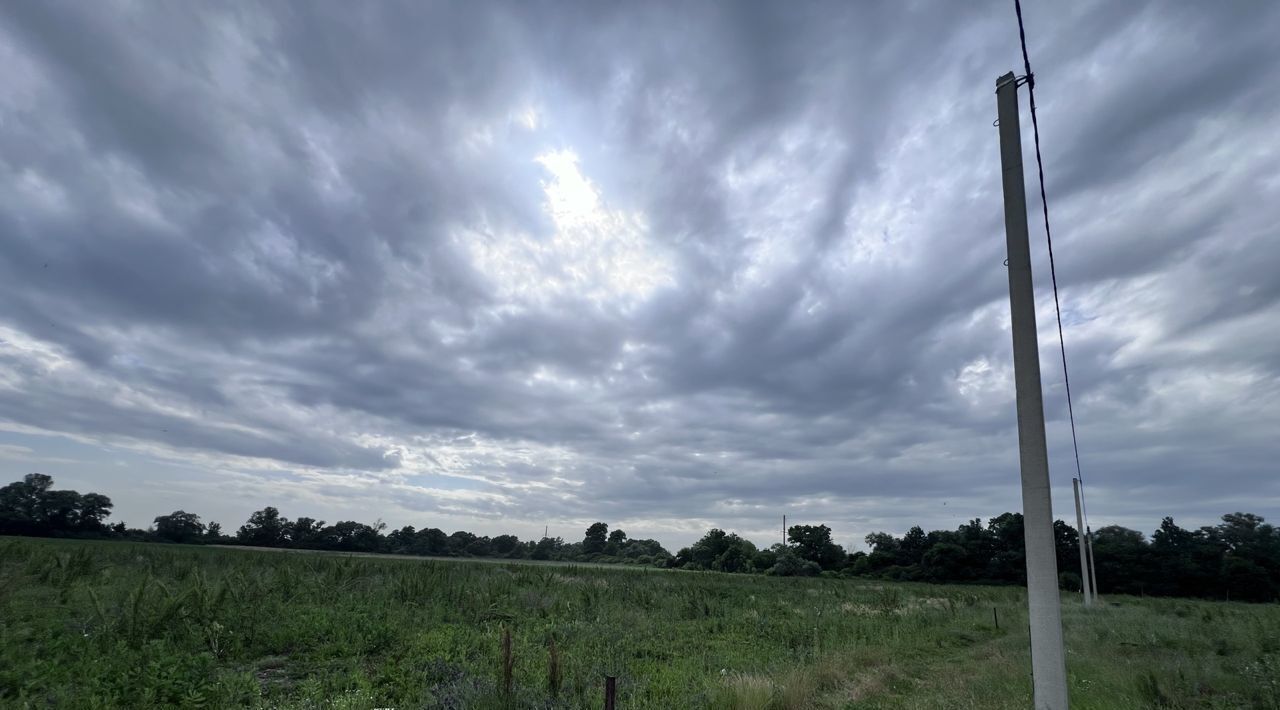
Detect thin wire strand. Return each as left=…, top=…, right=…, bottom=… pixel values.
left=1013, top=0, right=1091, bottom=529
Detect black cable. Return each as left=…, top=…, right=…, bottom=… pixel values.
left=1013, top=0, right=1091, bottom=529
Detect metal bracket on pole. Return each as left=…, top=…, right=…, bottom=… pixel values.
left=996, top=70, right=1069, bottom=710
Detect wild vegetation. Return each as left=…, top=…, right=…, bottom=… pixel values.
left=1, top=537, right=1278, bottom=709
left=4, top=473, right=1279, bottom=602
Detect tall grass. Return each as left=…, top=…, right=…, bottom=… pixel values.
left=0, top=537, right=1276, bottom=708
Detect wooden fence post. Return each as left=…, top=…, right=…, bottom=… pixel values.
left=604, top=675, right=617, bottom=710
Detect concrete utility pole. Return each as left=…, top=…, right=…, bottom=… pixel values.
left=1087, top=526, right=1100, bottom=601
left=996, top=71, right=1069, bottom=710
left=1073, top=478, right=1092, bottom=607
left=782, top=515, right=786, bottom=547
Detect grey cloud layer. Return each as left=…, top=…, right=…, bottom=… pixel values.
left=1, top=0, right=1277, bottom=545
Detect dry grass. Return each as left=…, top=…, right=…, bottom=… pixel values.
left=777, top=667, right=818, bottom=708
left=708, top=652, right=898, bottom=709
left=717, top=673, right=774, bottom=710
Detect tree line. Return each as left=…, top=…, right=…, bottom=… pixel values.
left=2, top=473, right=1277, bottom=601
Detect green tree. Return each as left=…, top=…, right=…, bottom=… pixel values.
left=674, top=546, right=693, bottom=567
left=464, top=535, right=493, bottom=556
left=1053, top=519, right=1080, bottom=578
left=1092, top=525, right=1149, bottom=595
left=767, top=546, right=820, bottom=577
left=1216, top=513, right=1269, bottom=551
left=492, top=534, right=522, bottom=557
left=1223, top=556, right=1274, bottom=602
left=689, top=529, right=728, bottom=569
left=622, top=538, right=669, bottom=560
left=752, top=546, right=779, bottom=572
left=0, top=473, right=54, bottom=534
left=416, top=527, right=450, bottom=556
left=922, top=542, right=969, bottom=582
left=387, top=525, right=416, bottom=552
left=605, top=528, right=627, bottom=555
left=1214, top=513, right=1278, bottom=601
left=0, top=476, right=113, bottom=536
left=899, top=526, right=929, bottom=567
left=321, top=521, right=383, bottom=552
left=78, top=493, right=113, bottom=531
left=955, top=518, right=994, bottom=563
left=531, top=536, right=563, bottom=560
left=41, top=489, right=84, bottom=531
left=1151, top=517, right=1200, bottom=596
left=448, top=530, right=477, bottom=555
left=714, top=542, right=752, bottom=573
left=986, top=512, right=1026, bottom=583
left=583, top=522, right=609, bottom=555
left=237, top=506, right=290, bottom=547
left=290, top=517, right=327, bottom=547
left=788, top=524, right=845, bottom=570
left=863, top=531, right=900, bottom=572
left=154, top=510, right=206, bottom=543
left=687, top=529, right=756, bottom=572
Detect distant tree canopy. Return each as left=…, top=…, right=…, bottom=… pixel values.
left=678, top=528, right=760, bottom=573
left=237, top=506, right=289, bottom=547
left=857, top=512, right=1280, bottom=602
left=153, top=510, right=205, bottom=543
left=582, top=522, right=609, bottom=555
left=788, top=524, right=845, bottom=569
left=1, top=474, right=1277, bottom=602
left=0, top=474, right=113, bottom=536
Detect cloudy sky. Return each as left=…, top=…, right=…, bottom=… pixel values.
left=1, top=1, right=1277, bottom=550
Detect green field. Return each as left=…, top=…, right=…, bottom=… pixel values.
left=2, top=538, right=1278, bottom=709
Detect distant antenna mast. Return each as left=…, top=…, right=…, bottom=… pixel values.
left=782, top=515, right=786, bottom=547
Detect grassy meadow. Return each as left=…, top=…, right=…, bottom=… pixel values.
left=1, top=537, right=1278, bottom=709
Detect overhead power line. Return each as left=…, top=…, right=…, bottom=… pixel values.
left=1012, top=0, right=1091, bottom=531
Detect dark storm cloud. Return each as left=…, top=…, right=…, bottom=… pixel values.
left=1, top=0, right=1278, bottom=545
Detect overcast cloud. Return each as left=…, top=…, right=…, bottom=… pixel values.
left=1, top=1, right=1277, bottom=550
